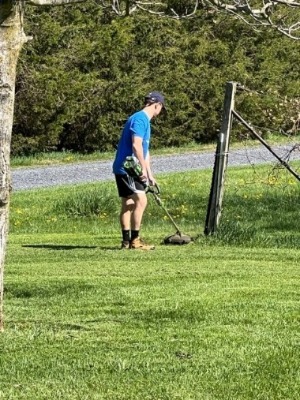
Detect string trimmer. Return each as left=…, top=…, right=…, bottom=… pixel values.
left=123, top=156, right=193, bottom=245
left=147, top=184, right=193, bottom=245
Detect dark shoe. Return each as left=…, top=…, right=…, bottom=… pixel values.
left=121, top=241, right=130, bottom=249
left=130, top=237, right=155, bottom=250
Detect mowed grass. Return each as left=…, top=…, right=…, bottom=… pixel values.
left=1, top=165, right=300, bottom=399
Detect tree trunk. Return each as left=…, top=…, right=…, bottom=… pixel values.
left=0, top=1, right=27, bottom=331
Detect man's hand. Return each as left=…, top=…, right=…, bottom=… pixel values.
left=140, top=168, right=148, bottom=183
left=147, top=174, right=156, bottom=186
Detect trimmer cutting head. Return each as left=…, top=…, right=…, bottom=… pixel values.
left=163, top=232, right=193, bottom=245
left=146, top=184, right=193, bottom=245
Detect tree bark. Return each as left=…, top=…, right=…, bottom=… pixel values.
left=0, top=1, right=27, bottom=331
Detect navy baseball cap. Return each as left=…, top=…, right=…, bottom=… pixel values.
left=145, top=91, right=166, bottom=109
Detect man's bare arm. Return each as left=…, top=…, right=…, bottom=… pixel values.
left=145, top=152, right=155, bottom=185
left=132, top=136, right=148, bottom=181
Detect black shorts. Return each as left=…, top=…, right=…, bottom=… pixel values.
left=115, top=174, right=146, bottom=198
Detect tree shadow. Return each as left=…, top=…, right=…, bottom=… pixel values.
left=22, top=244, right=97, bottom=250
left=22, top=244, right=121, bottom=251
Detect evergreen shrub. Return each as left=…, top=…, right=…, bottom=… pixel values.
left=12, top=3, right=300, bottom=155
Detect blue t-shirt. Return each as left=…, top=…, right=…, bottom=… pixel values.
left=113, top=110, right=151, bottom=174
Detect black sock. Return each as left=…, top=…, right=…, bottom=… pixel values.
left=122, top=230, right=130, bottom=242
left=131, top=230, right=139, bottom=241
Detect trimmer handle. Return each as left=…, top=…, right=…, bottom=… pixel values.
left=146, top=183, right=160, bottom=195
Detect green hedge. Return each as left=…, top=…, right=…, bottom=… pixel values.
left=12, top=2, right=300, bottom=155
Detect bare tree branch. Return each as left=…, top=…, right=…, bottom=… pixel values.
left=94, top=0, right=300, bottom=39
left=204, top=0, right=300, bottom=39
left=26, top=0, right=86, bottom=5
left=3, top=0, right=296, bottom=38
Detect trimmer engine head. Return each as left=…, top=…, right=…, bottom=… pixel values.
left=163, top=233, right=193, bottom=245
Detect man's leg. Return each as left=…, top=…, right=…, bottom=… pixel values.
left=120, top=193, right=147, bottom=240
left=120, top=197, right=135, bottom=248
left=115, top=175, right=154, bottom=250
left=120, top=197, right=135, bottom=230
left=131, top=192, right=147, bottom=232
left=130, top=192, right=154, bottom=250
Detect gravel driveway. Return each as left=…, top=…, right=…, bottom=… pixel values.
left=12, top=144, right=300, bottom=191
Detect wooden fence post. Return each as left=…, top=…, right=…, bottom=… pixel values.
left=204, top=82, right=236, bottom=235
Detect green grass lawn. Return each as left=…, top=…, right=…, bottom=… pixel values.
left=1, top=165, right=300, bottom=399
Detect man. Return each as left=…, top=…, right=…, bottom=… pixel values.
left=113, top=91, right=166, bottom=250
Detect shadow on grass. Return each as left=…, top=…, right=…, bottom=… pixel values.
left=5, top=281, right=96, bottom=299
left=22, top=244, right=97, bottom=250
